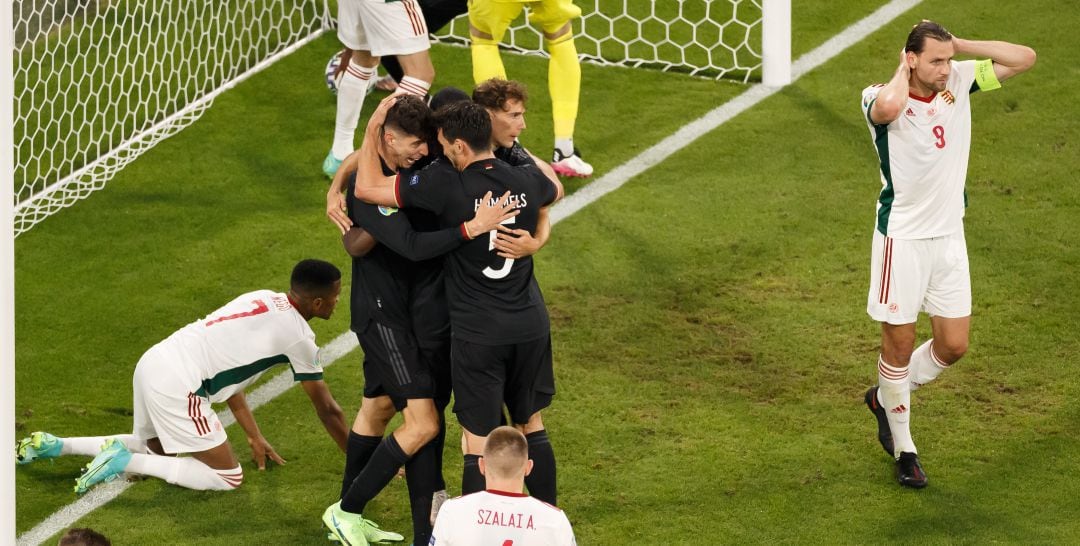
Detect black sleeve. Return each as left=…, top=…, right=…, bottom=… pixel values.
left=353, top=201, right=465, bottom=262
left=396, top=161, right=455, bottom=214
left=495, top=142, right=536, bottom=167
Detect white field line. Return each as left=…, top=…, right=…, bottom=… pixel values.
left=17, top=1, right=919, bottom=542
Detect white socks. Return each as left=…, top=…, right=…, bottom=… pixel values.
left=877, top=356, right=916, bottom=457
left=332, top=60, right=375, bottom=160
left=126, top=455, right=242, bottom=491
left=554, top=138, right=575, bottom=157
left=60, top=434, right=145, bottom=456
left=396, top=76, right=431, bottom=97
left=909, top=339, right=950, bottom=391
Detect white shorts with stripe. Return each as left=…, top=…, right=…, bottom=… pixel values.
left=867, top=229, right=971, bottom=325
left=132, top=346, right=228, bottom=455
left=337, top=0, right=430, bottom=57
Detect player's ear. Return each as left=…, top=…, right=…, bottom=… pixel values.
left=523, top=458, right=534, bottom=477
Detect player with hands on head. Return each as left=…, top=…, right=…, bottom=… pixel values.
left=16, top=260, right=349, bottom=493
left=860, top=20, right=1034, bottom=488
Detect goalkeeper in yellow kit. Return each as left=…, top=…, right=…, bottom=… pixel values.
left=468, top=0, right=593, bottom=177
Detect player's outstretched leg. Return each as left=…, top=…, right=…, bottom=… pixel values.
left=15, top=431, right=63, bottom=464
left=863, top=387, right=894, bottom=456
left=896, top=451, right=928, bottom=488
left=74, top=438, right=132, bottom=494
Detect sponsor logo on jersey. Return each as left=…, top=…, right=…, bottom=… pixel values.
left=904, top=108, right=915, bottom=118
left=941, top=90, right=955, bottom=104
left=409, top=173, right=420, bottom=186
left=378, top=206, right=398, bottom=216
left=927, top=107, right=936, bottom=117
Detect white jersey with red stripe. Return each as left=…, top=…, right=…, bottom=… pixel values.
left=151, top=290, right=322, bottom=403
left=430, top=490, right=576, bottom=546
left=861, top=60, right=979, bottom=240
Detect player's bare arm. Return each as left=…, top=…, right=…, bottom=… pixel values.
left=226, top=391, right=287, bottom=470
left=952, top=37, right=1036, bottom=82
left=870, top=48, right=911, bottom=125
left=494, top=206, right=550, bottom=259
left=353, top=95, right=401, bottom=207
left=343, top=228, right=377, bottom=258
left=327, top=149, right=360, bottom=234
left=300, top=379, right=349, bottom=452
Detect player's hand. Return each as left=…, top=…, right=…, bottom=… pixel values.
left=494, top=224, right=542, bottom=259
left=366, top=95, right=399, bottom=132
left=465, top=191, right=518, bottom=238
left=327, top=189, right=352, bottom=234
left=247, top=435, right=287, bottom=470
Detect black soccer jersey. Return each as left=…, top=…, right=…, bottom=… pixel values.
left=346, top=172, right=461, bottom=343
left=395, top=157, right=559, bottom=345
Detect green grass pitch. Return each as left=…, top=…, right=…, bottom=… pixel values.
left=14, top=0, right=1080, bottom=543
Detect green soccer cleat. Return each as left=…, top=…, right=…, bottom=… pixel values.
left=323, top=152, right=343, bottom=179
left=323, top=501, right=405, bottom=545
left=74, top=438, right=131, bottom=494
left=16, top=431, right=63, bottom=465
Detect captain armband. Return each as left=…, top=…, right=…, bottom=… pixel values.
left=974, top=59, right=1002, bottom=92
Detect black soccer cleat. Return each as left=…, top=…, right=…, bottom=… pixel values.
left=896, top=452, right=928, bottom=489
left=864, top=387, right=894, bottom=456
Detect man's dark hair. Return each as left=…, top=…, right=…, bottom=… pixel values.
left=59, top=528, right=111, bottom=546
left=291, top=259, right=341, bottom=297
left=430, top=86, right=471, bottom=113
left=905, top=20, right=952, bottom=54
left=435, top=101, right=492, bottom=152
left=472, top=78, right=528, bottom=111
left=384, top=94, right=435, bottom=141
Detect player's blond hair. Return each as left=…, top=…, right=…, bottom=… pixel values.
left=483, top=426, right=529, bottom=479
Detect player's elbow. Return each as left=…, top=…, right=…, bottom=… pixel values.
left=871, top=100, right=902, bottom=125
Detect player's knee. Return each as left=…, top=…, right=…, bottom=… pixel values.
left=470, top=33, right=500, bottom=48
left=936, top=338, right=968, bottom=363
left=542, top=23, right=573, bottom=44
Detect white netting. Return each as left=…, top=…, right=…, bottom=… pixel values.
left=434, top=0, right=763, bottom=82
left=12, top=0, right=325, bottom=236
left=11, top=0, right=766, bottom=237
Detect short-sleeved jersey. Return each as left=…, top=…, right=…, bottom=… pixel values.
left=395, top=157, right=558, bottom=345
left=347, top=172, right=461, bottom=343
left=430, top=490, right=576, bottom=546
left=862, top=59, right=982, bottom=239
left=152, top=290, right=322, bottom=403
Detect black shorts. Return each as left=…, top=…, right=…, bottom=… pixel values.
left=451, top=335, right=554, bottom=436
left=356, top=322, right=450, bottom=410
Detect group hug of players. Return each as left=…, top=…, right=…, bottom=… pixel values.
left=16, top=1, right=585, bottom=544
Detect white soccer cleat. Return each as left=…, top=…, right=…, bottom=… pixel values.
left=551, top=148, right=594, bottom=178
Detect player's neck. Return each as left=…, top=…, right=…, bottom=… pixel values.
left=907, top=76, right=936, bottom=100
left=484, top=477, right=525, bottom=494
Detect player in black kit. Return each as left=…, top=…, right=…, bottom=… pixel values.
left=322, top=95, right=518, bottom=546
left=353, top=95, right=564, bottom=506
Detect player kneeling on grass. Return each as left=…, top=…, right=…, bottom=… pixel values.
left=16, top=259, right=349, bottom=494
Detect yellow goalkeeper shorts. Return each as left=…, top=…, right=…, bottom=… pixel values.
left=468, top=0, right=582, bottom=40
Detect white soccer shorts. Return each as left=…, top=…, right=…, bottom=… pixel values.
left=867, top=229, right=972, bottom=324
left=132, top=346, right=228, bottom=455
left=337, top=0, right=430, bottom=57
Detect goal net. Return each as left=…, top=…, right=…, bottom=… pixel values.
left=432, top=0, right=764, bottom=81
left=11, top=0, right=325, bottom=236
left=10, top=0, right=775, bottom=237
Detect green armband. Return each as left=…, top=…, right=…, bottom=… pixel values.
left=974, top=59, right=1002, bottom=92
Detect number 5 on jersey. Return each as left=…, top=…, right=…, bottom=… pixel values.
left=484, top=216, right=516, bottom=280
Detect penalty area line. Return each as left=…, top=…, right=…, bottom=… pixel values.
left=18, top=0, right=920, bottom=542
